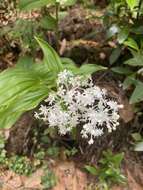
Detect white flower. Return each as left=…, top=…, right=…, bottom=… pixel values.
left=109, top=25, right=119, bottom=34
left=34, top=112, right=40, bottom=119
left=35, top=70, right=122, bottom=145
left=45, top=93, right=56, bottom=105
left=57, top=70, right=73, bottom=85
left=107, top=100, right=120, bottom=111
left=39, top=105, right=48, bottom=116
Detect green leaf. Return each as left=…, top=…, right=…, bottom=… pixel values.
left=131, top=133, right=142, bottom=142
left=0, top=63, right=56, bottom=129
left=109, top=47, right=122, bottom=65
left=123, top=75, right=137, bottom=89
left=117, top=28, right=129, bottom=44
left=112, top=153, right=124, bottom=168
left=17, top=56, right=34, bottom=69
left=132, top=26, right=143, bottom=34
left=19, top=0, right=55, bottom=11
left=126, top=0, right=138, bottom=10
left=74, top=64, right=107, bottom=75
left=130, top=82, right=143, bottom=103
left=41, top=170, right=57, bottom=189
left=35, top=37, right=63, bottom=72
left=111, top=66, right=133, bottom=75
left=61, top=58, right=107, bottom=75
left=135, top=141, right=143, bottom=151
left=61, top=57, right=76, bottom=66
left=84, top=165, right=97, bottom=175
left=124, top=38, right=139, bottom=51
left=40, top=15, right=57, bottom=30
left=124, top=53, right=143, bottom=66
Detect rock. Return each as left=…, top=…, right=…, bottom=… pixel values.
left=53, top=161, right=87, bottom=190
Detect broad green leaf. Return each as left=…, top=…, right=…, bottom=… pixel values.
left=135, top=141, right=143, bottom=151
left=35, top=37, right=63, bottom=72
left=74, top=64, right=107, bottom=75
left=84, top=165, right=97, bottom=175
left=19, top=0, right=55, bottom=11
left=0, top=63, right=56, bottom=129
left=112, top=153, right=124, bottom=168
left=40, top=15, right=57, bottom=30
left=61, top=58, right=107, bottom=75
left=117, top=28, right=129, bottom=44
left=61, top=57, right=77, bottom=71
left=130, top=82, right=143, bottom=103
left=132, top=26, right=143, bottom=34
left=109, top=47, right=122, bottom=65
left=111, top=66, right=133, bottom=75
left=17, top=56, right=34, bottom=69
left=124, top=38, right=139, bottom=51
left=124, top=53, right=143, bottom=66
left=131, top=133, right=142, bottom=141
left=61, top=57, right=76, bottom=66
left=126, top=0, right=138, bottom=10
left=123, top=75, right=137, bottom=89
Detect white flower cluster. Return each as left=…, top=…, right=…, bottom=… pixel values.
left=35, top=70, right=123, bottom=145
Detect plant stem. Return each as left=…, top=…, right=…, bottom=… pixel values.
left=55, top=3, right=60, bottom=51
left=137, top=0, right=143, bottom=20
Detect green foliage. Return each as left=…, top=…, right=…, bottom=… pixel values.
left=0, top=135, right=39, bottom=175
left=64, top=147, right=78, bottom=157
left=130, top=82, right=143, bottom=103
left=41, top=169, right=57, bottom=189
left=109, top=46, right=122, bottom=65
left=34, top=150, right=46, bottom=160
left=117, top=28, right=129, bottom=44
left=121, top=38, right=143, bottom=103
left=0, top=135, right=7, bottom=165
left=132, top=133, right=143, bottom=151
left=40, top=15, right=57, bottom=30
left=0, top=149, right=7, bottom=165
left=85, top=150, right=126, bottom=187
left=0, top=61, right=56, bottom=129
left=0, top=39, right=60, bottom=129
left=46, top=146, right=60, bottom=158
left=111, top=66, right=133, bottom=75
left=125, top=0, right=138, bottom=10
left=131, top=132, right=142, bottom=142
left=124, top=38, right=139, bottom=51
left=125, top=53, right=143, bottom=66
left=36, top=37, right=63, bottom=72
left=135, top=141, right=143, bottom=151
left=106, top=0, right=143, bottom=105
left=9, top=156, right=35, bottom=175
left=19, top=0, right=55, bottom=11
left=85, top=165, right=98, bottom=175
left=19, top=0, right=77, bottom=11
left=61, top=57, right=107, bottom=75
left=104, top=1, right=143, bottom=105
